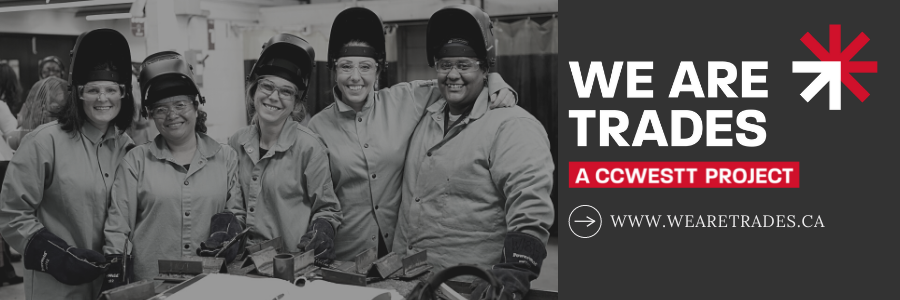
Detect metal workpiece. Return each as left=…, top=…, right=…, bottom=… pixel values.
left=247, top=246, right=280, bottom=276
left=400, top=250, right=432, bottom=279
left=97, top=279, right=157, bottom=300
left=273, top=253, right=295, bottom=282
left=243, top=236, right=284, bottom=260
left=354, top=247, right=378, bottom=274
left=373, top=252, right=404, bottom=279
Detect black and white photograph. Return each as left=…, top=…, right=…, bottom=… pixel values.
left=0, top=0, right=558, bottom=299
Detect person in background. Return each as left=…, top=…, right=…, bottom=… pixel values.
left=204, top=34, right=341, bottom=264
left=102, top=51, right=244, bottom=287
left=4, top=77, right=69, bottom=151
left=38, top=56, right=65, bottom=80
left=0, top=28, right=136, bottom=300
left=308, top=7, right=516, bottom=261
left=392, top=5, right=554, bottom=300
left=0, top=63, right=22, bottom=130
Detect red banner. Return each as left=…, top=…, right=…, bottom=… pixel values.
left=569, top=162, right=800, bottom=188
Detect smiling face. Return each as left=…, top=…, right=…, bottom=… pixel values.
left=151, top=96, right=197, bottom=143
left=435, top=57, right=487, bottom=113
left=80, top=80, right=123, bottom=129
left=335, top=56, right=377, bottom=110
left=253, top=75, right=298, bottom=126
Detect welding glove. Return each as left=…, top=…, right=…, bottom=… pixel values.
left=23, top=228, right=108, bottom=285
left=296, top=218, right=335, bottom=265
left=100, top=253, right=133, bottom=292
left=197, top=212, right=242, bottom=263
left=470, top=232, right=547, bottom=300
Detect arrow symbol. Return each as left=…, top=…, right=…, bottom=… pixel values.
left=574, top=216, right=596, bottom=227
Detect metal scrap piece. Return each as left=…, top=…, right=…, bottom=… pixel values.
left=247, top=246, right=279, bottom=276
left=372, top=252, right=403, bottom=279
left=354, top=247, right=377, bottom=274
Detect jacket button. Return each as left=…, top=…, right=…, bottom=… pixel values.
left=364, top=143, right=369, bottom=148
left=357, top=117, right=362, bottom=122
left=375, top=205, right=379, bottom=210
left=185, top=212, right=190, bottom=217
left=371, top=236, right=376, bottom=241
left=184, top=180, right=189, bottom=185
left=371, top=174, right=376, bottom=179
left=249, top=207, right=255, bottom=213
left=427, top=152, right=432, bottom=157
left=415, top=198, right=420, bottom=202
left=384, top=233, right=388, bottom=238
left=184, top=244, right=190, bottom=249
left=408, top=245, right=413, bottom=250
left=252, top=175, right=258, bottom=181
left=105, top=173, right=109, bottom=178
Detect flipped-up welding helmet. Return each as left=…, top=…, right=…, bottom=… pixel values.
left=138, top=51, right=204, bottom=116
left=426, top=4, right=497, bottom=72
left=327, top=7, right=386, bottom=71
left=247, top=33, right=315, bottom=101
left=68, top=28, right=132, bottom=95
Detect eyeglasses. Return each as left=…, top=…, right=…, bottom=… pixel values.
left=80, top=84, right=124, bottom=100
left=435, top=59, right=481, bottom=74
left=257, top=79, right=298, bottom=100
left=150, top=100, right=192, bottom=119
left=337, top=62, right=377, bottom=75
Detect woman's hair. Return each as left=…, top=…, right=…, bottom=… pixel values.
left=190, top=97, right=208, bottom=134
left=0, top=63, right=24, bottom=116
left=55, top=61, right=135, bottom=134
left=244, top=77, right=307, bottom=125
left=19, top=77, right=68, bottom=130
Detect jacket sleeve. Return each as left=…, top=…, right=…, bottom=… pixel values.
left=304, top=137, right=342, bottom=231
left=223, top=146, right=246, bottom=227
left=0, top=133, right=53, bottom=252
left=489, top=117, right=555, bottom=244
left=102, top=154, right=140, bottom=255
left=378, top=80, right=443, bottom=120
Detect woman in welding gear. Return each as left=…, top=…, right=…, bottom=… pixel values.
left=203, top=33, right=341, bottom=264
left=102, top=51, right=244, bottom=286
left=392, top=5, right=554, bottom=300
left=307, top=7, right=515, bottom=261
left=0, top=28, right=136, bottom=300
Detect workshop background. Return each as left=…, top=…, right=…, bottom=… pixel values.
left=0, top=0, right=558, bottom=298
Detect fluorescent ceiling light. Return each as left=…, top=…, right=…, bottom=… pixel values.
left=86, top=12, right=132, bottom=21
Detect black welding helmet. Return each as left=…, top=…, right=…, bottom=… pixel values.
left=327, top=7, right=386, bottom=70
left=138, top=51, right=204, bottom=115
left=426, top=4, right=496, bottom=71
left=68, top=28, right=132, bottom=93
left=247, top=33, right=314, bottom=100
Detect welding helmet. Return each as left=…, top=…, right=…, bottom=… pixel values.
left=327, top=7, right=386, bottom=71
left=426, top=4, right=496, bottom=71
left=247, top=33, right=314, bottom=101
left=68, top=28, right=132, bottom=94
left=138, top=51, right=204, bottom=116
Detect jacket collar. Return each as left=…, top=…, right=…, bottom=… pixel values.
left=81, top=122, right=118, bottom=145
left=238, top=119, right=300, bottom=154
left=149, top=132, right=221, bottom=162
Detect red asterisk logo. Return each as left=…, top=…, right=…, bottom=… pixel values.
left=800, top=25, right=877, bottom=101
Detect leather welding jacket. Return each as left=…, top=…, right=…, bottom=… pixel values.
left=0, top=122, right=133, bottom=300
left=308, top=74, right=512, bottom=261
left=102, top=133, right=244, bottom=281
left=393, top=88, right=555, bottom=273
left=228, top=120, right=341, bottom=253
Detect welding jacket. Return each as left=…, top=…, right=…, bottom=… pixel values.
left=102, top=133, right=244, bottom=281
left=228, top=120, right=341, bottom=253
left=392, top=88, right=554, bottom=273
left=308, top=74, right=513, bottom=261
left=0, top=122, right=133, bottom=300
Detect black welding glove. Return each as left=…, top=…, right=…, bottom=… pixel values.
left=197, top=212, right=242, bottom=263
left=470, top=232, right=547, bottom=300
left=100, top=253, right=133, bottom=292
left=23, top=228, right=108, bottom=285
left=296, top=218, right=335, bottom=265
